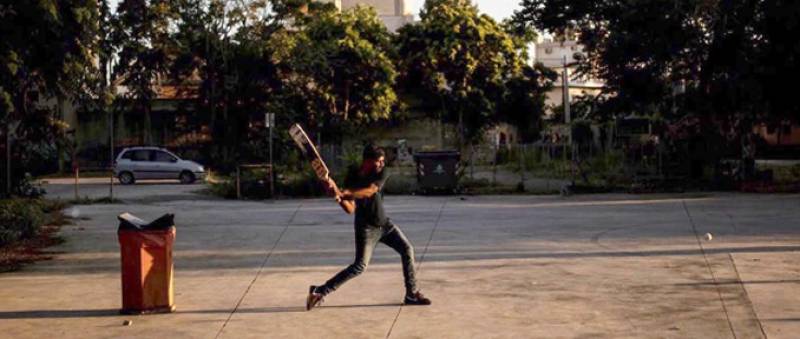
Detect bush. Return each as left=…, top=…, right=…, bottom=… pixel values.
left=0, top=199, right=46, bottom=247
left=13, top=173, right=46, bottom=198
left=206, top=166, right=281, bottom=200
left=792, top=165, right=800, bottom=181
left=383, top=172, right=417, bottom=194
left=460, top=177, right=517, bottom=195
left=278, top=165, right=326, bottom=197
left=460, top=177, right=492, bottom=191
left=237, top=167, right=272, bottom=199
left=338, top=148, right=362, bottom=177
left=571, top=120, right=594, bottom=146
left=208, top=180, right=237, bottom=199
left=586, top=150, right=626, bottom=185
left=762, top=164, right=800, bottom=184
left=30, top=199, right=68, bottom=214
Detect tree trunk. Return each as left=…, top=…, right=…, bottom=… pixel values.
left=458, top=108, right=464, bottom=152
left=344, top=83, right=350, bottom=121
left=439, top=96, right=446, bottom=149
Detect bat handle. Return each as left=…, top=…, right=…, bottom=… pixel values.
left=327, top=180, right=353, bottom=214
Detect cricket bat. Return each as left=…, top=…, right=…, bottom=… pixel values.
left=288, top=123, right=351, bottom=213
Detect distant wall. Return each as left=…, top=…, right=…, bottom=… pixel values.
left=755, top=123, right=800, bottom=146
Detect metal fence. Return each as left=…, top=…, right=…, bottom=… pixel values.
left=57, top=137, right=685, bottom=201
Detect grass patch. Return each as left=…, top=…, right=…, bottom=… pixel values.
left=37, top=171, right=113, bottom=179
left=762, top=164, right=800, bottom=184
left=68, top=196, right=122, bottom=205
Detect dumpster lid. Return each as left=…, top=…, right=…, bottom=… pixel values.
left=413, top=150, right=460, bottom=159
left=118, top=213, right=175, bottom=231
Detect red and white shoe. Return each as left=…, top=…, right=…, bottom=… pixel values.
left=404, top=291, right=432, bottom=306
left=306, top=285, right=325, bottom=311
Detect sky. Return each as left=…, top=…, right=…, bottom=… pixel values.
left=108, top=0, right=521, bottom=22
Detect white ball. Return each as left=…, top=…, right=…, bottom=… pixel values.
left=704, top=233, right=713, bottom=241
left=68, top=207, right=80, bottom=219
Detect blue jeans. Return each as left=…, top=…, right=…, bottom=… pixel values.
left=317, top=222, right=418, bottom=296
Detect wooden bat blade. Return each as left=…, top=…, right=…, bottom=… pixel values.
left=288, top=124, right=311, bottom=156
left=288, top=123, right=350, bottom=214
left=311, top=159, right=329, bottom=180
left=288, top=124, right=330, bottom=179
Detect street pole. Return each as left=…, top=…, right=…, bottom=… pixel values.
left=107, top=54, right=115, bottom=201
left=5, top=124, right=10, bottom=196
left=563, top=55, right=571, bottom=126
left=73, top=145, right=79, bottom=201
left=562, top=55, right=573, bottom=162
left=266, top=113, right=274, bottom=200
left=109, top=109, right=114, bottom=200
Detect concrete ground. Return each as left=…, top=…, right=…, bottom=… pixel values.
left=1, top=181, right=799, bottom=338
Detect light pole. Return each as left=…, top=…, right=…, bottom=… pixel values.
left=265, top=112, right=274, bottom=199
left=107, top=55, right=116, bottom=201
left=65, top=129, right=78, bottom=201
left=537, top=53, right=583, bottom=161
left=563, top=55, right=571, bottom=127
left=109, top=103, right=115, bottom=200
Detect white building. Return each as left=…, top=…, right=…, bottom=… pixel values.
left=534, top=39, right=604, bottom=119
left=320, top=0, right=415, bottom=32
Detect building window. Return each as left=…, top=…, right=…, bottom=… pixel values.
left=545, top=47, right=552, bottom=54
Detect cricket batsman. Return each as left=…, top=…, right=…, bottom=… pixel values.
left=306, top=144, right=432, bottom=310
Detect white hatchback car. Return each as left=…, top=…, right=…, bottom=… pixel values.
left=114, top=147, right=206, bottom=185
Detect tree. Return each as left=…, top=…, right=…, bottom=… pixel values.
left=395, top=0, right=523, bottom=146
left=500, top=63, right=556, bottom=142
left=167, top=0, right=335, bottom=169
left=515, top=0, right=800, bottom=178
left=287, top=5, right=398, bottom=144
left=754, top=0, right=800, bottom=124
left=0, top=1, right=99, bottom=195
left=169, top=0, right=253, bottom=168
left=111, top=0, right=176, bottom=145
left=513, top=0, right=800, bottom=128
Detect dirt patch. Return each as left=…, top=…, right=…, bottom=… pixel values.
left=1, top=203, right=70, bottom=273
left=0, top=224, right=64, bottom=273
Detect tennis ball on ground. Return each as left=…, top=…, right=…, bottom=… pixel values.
left=68, top=207, right=80, bottom=219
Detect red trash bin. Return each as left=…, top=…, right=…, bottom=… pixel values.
left=118, top=213, right=176, bottom=314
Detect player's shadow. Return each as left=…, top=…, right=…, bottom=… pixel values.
left=191, top=306, right=307, bottom=314
left=0, top=304, right=402, bottom=319
left=673, top=279, right=800, bottom=287
left=0, top=309, right=120, bottom=319
left=321, top=303, right=402, bottom=309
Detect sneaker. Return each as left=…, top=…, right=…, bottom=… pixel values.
left=404, top=291, right=432, bottom=306
left=306, top=285, right=325, bottom=311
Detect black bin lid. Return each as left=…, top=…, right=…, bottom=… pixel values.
left=118, top=213, right=175, bottom=231
left=413, top=151, right=460, bottom=160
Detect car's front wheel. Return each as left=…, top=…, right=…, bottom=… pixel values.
left=119, top=171, right=135, bottom=185
left=179, top=171, right=196, bottom=184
